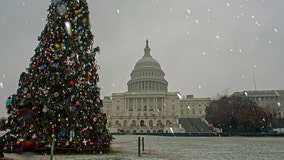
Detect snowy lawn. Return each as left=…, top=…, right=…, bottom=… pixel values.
left=3, top=135, right=284, bottom=160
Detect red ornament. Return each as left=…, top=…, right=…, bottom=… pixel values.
left=75, top=101, right=81, bottom=106
left=21, top=141, right=34, bottom=152
left=70, top=80, right=75, bottom=86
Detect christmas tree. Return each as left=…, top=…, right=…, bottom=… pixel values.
left=4, top=0, right=112, bottom=153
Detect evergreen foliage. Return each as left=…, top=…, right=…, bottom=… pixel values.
left=4, top=0, right=112, bottom=153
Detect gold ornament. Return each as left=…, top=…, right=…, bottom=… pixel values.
left=55, top=43, right=60, bottom=48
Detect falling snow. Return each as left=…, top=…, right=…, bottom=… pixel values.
left=177, top=93, right=182, bottom=99
left=187, top=105, right=191, bottom=110
left=226, top=2, right=230, bottom=7
left=255, top=21, right=260, bottom=26
left=64, top=21, right=72, bottom=36
left=186, top=9, right=191, bottom=14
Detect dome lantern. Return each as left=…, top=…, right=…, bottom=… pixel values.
left=144, top=39, right=151, bottom=57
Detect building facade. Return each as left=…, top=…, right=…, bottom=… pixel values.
left=102, top=40, right=211, bottom=133
left=102, top=40, right=284, bottom=133
left=232, top=90, right=284, bottom=118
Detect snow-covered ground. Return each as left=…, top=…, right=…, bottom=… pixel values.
left=3, top=135, right=284, bottom=160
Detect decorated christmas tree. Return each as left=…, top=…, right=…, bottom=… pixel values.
left=4, top=0, right=112, bottom=153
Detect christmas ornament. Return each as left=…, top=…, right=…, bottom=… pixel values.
left=60, top=131, right=66, bottom=137
left=21, top=141, right=35, bottom=152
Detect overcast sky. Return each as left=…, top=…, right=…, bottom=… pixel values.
left=1, top=0, right=284, bottom=117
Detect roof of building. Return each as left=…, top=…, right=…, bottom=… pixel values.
left=127, top=40, right=168, bottom=92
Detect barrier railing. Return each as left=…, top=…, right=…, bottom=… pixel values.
left=1, top=140, right=111, bottom=154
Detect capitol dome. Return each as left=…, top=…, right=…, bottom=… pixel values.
left=127, top=40, right=168, bottom=92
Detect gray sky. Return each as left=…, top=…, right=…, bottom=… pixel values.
left=1, top=0, right=284, bottom=117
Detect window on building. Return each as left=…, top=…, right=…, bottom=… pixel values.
left=157, top=98, right=162, bottom=111
left=129, top=105, right=133, bottom=111
left=140, top=120, right=145, bottom=127
left=131, top=120, right=136, bottom=127
left=166, top=120, right=171, bottom=126
left=129, top=98, right=133, bottom=111
left=137, top=105, right=141, bottom=111
left=144, top=105, right=147, bottom=111
left=149, top=98, right=153, bottom=111
left=149, top=120, right=153, bottom=127
left=157, top=105, right=162, bottom=111
left=149, top=105, right=153, bottom=111
left=157, top=120, right=163, bottom=127
left=123, top=120, right=127, bottom=127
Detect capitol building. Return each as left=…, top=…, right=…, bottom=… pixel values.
left=102, top=40, right=212, bottom=133
left=102, top=40, right=284, bottom=133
